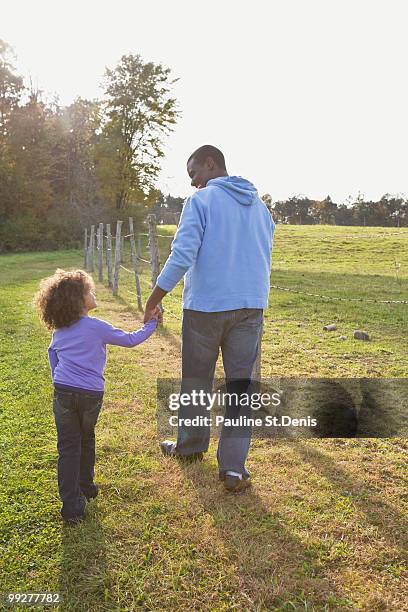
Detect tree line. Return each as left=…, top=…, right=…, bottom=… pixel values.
left=152, top=192, right=408, bottom=228
left=0, top=40, right=179, bottom=252
left=261, top=193, right=408, bottom=227
left=1, top=39, right=406, bottom=253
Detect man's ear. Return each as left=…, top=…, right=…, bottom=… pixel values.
left=206, top=156, right=215, bottom=170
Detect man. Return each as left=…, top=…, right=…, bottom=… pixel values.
left=144, top=145, right=274, bottom=492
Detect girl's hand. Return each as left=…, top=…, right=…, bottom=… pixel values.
left=150, top=306, right=163, bottom=325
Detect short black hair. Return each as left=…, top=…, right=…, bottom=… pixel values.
left=187, top=145, right=226, bottom=169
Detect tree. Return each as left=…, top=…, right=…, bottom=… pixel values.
left=378, top=194, right=407, bottom=227
left=310, top=195, right=337, bottom=224
left=0, top=40, right=24, bottom=138
left=6, top=90, right=55, bottom=218
left=272, top=195, right=314, bottom=224
left=100, top=54, right=179, bottom=209
left=350, top=192, right=368, bottom=226
left=0, top=40, right=25, bottom=219
left=152, top=192, right=185, bottom=223
left=335, top=203, right=354, bottom=226
left=261, top=193, right=273, bottom=215
left=61, top=98, right=102, bottom=213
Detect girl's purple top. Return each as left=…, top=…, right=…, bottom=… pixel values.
left=48, top=316, right=157, bottom=392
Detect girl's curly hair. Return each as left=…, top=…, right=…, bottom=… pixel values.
left=34, top=269, right=95, bottom=329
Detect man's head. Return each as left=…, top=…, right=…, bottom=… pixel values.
left=187, top=145, right=228, bottom=189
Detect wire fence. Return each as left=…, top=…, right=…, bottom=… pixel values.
left=278, top=229, right=408, bottom=240
left=270, top=284, right=408, bottom=305
left=84, top=217, right=407, bottom=374
left=84, top=215, right=182, bottom=321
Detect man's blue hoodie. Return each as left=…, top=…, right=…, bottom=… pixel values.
left=156, top=175, right=275, bottom=312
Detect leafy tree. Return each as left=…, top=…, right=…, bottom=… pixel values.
left=152, top=193, right=184, bottom=223
left=272, top=195, right=314, bottom=224
left=0, top=40, right=24, bottom=137
left=6, top=90, right=55, bottom=217
left=61, top=98, right=102, bottom=212
left=335, top=203, right=354, bottom=226
left=0, top=40, right=25, bottom=219
left=310, top=196, right=337, bottom=224
left=261, top=193, right=273, bottom=215
left=100, top=54, right=179, bottom=209
left=378, top=194, right=407, bottom=227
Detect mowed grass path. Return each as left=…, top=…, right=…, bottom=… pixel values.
left=0, top=230, right=407, bottom=610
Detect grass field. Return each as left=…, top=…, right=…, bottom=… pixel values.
left=1, top=225, right=407, bottom=611
left=127, top=224, right=408, bottom=378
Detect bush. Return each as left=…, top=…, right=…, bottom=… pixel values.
left=0, top=203, right=148, bottom=253
left=0, top=214, right=80, bottom=252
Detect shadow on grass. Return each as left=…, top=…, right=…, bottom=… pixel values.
left=293, top=441, right=408, bottom=551
left=59, top=501, right=113, bottom=611
left=180, top=455, right=354, bottom=610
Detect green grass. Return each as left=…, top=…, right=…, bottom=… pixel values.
left=123, top=224, right=408, bottom=377
left=0, top=227, right=407, bottom=610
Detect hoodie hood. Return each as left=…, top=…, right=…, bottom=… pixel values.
left=206, top=175, right=258, bottom=206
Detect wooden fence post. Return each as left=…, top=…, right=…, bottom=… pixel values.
left=97, top=222, right=103, bottom=282
left=84, top=228, right=88, bottom=269
left=112, top=220, right=122, bottom=296
left=88, top=225, right=95, bottom=272
left=137, top=235, right=142, bottom=260
left=129, top=217, right=143, bottom=311
left=147, top=213, right=163, bottom=314
left=147, top=214, right=160, bottom=288
left=106, top=224, right=113, bottom=288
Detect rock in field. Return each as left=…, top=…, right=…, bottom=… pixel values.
left=354, top=330, right=370, bottom=341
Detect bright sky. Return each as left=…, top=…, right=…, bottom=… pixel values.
left=3, top=0, right=407, bottom=202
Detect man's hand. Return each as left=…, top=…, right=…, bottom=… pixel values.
left=144, top=285, right=168, bottom=324
left=145, top=305, right=163, bottom=325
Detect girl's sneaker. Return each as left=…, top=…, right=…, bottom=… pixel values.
left=64, top=514, right=85, bottom=526
left=81, top=483, right=99, bottom=501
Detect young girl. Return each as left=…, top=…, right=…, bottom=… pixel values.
left=34, top=268, right=158, bottom=524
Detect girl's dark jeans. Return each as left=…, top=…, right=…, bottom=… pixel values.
left=52, top=388, right=103, bottom=520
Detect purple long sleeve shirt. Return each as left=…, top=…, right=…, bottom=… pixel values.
left=48, top=315, right=157, bottom=392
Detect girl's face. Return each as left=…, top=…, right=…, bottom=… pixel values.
left=84, top=287, right=97, bottom=311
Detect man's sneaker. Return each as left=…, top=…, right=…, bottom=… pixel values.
left=219, top=471, right=251, bottom=482
left=223, top=474, right=252, bottom=493
left=160, top=440, right=177, bottom=456
left=160, top=440, right=203, bottom=463
left=81, top=484, right=99, bottom=502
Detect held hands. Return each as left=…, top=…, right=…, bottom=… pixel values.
left=144, top=286, right=167, bottom=325
left=144, top=305, right=163, bottom=326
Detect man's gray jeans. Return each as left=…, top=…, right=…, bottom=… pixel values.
left=175, top=308, right=263, bottom=475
